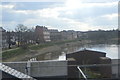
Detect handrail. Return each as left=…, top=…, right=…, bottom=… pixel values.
left=0, top=63, right=37, bottom=80
left=77, top=66, right=87, bottom=80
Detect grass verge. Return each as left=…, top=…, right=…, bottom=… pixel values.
left=29, top=39, right=78, bottom=50
left=2, top=39, right=79, bottom=61
left=2, top=48, right=27, bottom=61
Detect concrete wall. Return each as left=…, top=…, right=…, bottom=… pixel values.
left=30, top=60, right=67, bottom=77
left=3, top=60, right=68, bottom=78
left=111, top=59, right=119, bottom=78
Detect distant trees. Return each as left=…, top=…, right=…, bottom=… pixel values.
left=26, top=28, right=35, bottom=44
left=85, top=29, right=118, bottom=44
left=5, top=24, right=119, bottom=49
left=6, top=31, right=16, bottom=49
left=15, top=24, right=32, bottom=49
left=15, top=24, right=28, bottom=47
left=15, top=24, right=36, bottom=49
left=6, top=31, right=12, bottom=49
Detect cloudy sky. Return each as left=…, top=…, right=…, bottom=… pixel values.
left=1, top=0, right=119, bottom=31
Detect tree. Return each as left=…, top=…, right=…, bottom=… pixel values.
left=15, top=24, right=28, bottom=48
left=15, top=24, right=27, bottom=32
left=6, top=31, right=12, bottom=49
left=26, top=27, right=35, bottom=44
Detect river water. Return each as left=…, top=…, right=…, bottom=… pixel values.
left=34, top=44, right=119, bottom=61
left=58, top=44, right=119, bottom=60
left=81, top=44, right=119, bottom=59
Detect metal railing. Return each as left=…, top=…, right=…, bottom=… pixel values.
left=0, top=63, right=37, bottom=80
left=77, top=66, right=88, bottom=80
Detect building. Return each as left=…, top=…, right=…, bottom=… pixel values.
left=61, top=30, right=77, bottom=41
left=49, top=29, right=61, bottom=42
left=76, top=31, right=82, bottom=39
left=67, top=49, right=106, bottom=65
left=0, top=27, right=8, bottom=49
left=61, top=30, right=68, bottom=40
left=35, top=25, right=51, bottom=43
left=67, top=30, right=77, bottom=39
left=0, top=27, right=19, bottom=49
left=66, top=49, right=112, bottom=78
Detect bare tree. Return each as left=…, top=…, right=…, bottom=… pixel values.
left=26, top=27, right=35, bottom=44
left=15, top=24, right=28, bottom=48
left=6, top=31, right=12, bottom=49
left=15, top=24, right=27, bottom=32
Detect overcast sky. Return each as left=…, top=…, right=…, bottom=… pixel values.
left=1, top=0, right=119, bottom=31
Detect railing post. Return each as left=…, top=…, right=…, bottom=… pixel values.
left=27, top=61, right=31, bottom=76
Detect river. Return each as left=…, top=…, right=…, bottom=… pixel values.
left=58, top=44, right=119, bottom=60
left=30, top=44, right=119, bottom=61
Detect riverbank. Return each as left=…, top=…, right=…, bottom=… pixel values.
left=2, top=39, right=82, bottom=62
left=3, top=39, right=118, bottom=62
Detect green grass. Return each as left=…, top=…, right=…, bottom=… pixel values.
left=86, top=71, right=102, bottom=78
left=55, top=39, right=78, bottom=44
left=2, top=39, right=79, bottom=61
left=29, top=43, right=53, bottom=50
left=79, top=69, right=102, bottom=79
left=29, top=39, right=79, bottom=50
left=2, top=48, right=27, bottom=60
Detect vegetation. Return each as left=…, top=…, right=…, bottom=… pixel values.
left=85, top=70, right=102, bottom=78
left=80, top=29, right=119, bottom=44
left=80, top=68, right=102, bottom=79
left=29, top=43, right=53, bottom=50
left=2, top=39, right=79, bottom=61
left=30, top=39, right=78, bottom=50
left=2, top=48, right=27, bottom=60
left=3, top=23, right=119, bottom=61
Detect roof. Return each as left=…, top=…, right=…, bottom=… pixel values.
left=68, top=49, right=106, bottom=55
left=0, top=27, right=6, bottom=32
left=100, top=57, right=111, bottom=60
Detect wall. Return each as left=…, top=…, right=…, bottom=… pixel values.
left=3, top=60, right=68, bottom=78
left=111, top=59, right=119, bottom=78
